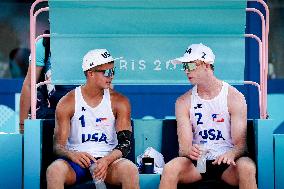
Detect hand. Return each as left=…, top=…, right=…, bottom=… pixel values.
left=212, top=150, right=236, bottom=166
left=68, top=151, right=96, bottom=168
left=188, top=144, right=202, bottom=160
left=19, top=123, right=24, bottom=134
left=93, top=157, right=110, bottom=181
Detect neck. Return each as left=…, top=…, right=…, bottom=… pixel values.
left=82, top=82, right=104, bottom=99
left=196, top=75, right=222, bottom=97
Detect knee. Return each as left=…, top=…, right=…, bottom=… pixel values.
left=237, top=157, right=256, bottom=176
left=121, top=160, right=139, bottom=179
left=127, top=162, right=139, bottom=176
left=46, top=161, right=67, bottom=182
left=162, top=159, right=181, bottom=179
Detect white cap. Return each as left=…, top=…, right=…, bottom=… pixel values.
left=172, top=43, right=215, bottom=64
left=82, top=49, right=122, bottom=71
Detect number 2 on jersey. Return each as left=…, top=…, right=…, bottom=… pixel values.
left=195, top=113, right=203, bottom=125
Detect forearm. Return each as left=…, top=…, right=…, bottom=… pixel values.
left=231, top=143, right=246, bottom=159
left=178, top=134, right=192, bottom=158
left=19, top=84, right=31, bottom=127
left=103, top=149, right=123, bottom=165
left=54, top=143, right=72, bottom=159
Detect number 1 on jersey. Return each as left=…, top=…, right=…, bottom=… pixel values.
left=79, top=115, right=85, bottom=127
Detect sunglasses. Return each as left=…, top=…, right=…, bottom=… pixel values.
left=92, top=67, right=115, bottom=77
left=182, top=62, right=197, bottom=72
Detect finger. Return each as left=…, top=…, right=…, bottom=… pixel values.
left=193, top=144, right=200, bottom=151
left=75, top=159, right=85, bottom=168
left=101, top=171, right=108, bottom=181
left=84, top=153, right=97, bottom=163
left=94, top=161, right=104, bottom=174
left=81, top=154, right=91, bottom=167
left=192, top=147, right=201, bottom=156
left=190, top=151, right=201, bottom=158
left=78, top=154, right=89, bottom=168
left=227, top=159, right=231, bottom=165
left=189, top=154, right=198, bottom=160
left=218, top=156, right=224, bottom=165
left=95, top=165, right=107, bottom=180
left=222, top=157, right=228, bottom=164
left=96, top=169, right=107, bottom=181
left=212, top=158, right=218, bottom=165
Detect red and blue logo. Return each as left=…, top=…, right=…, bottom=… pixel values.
left=96, top=118, right=107, bottom=123
left=212, top=114, right=224, bottom=122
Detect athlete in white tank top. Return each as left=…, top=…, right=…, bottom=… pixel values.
left=190, top=81, right=233, bottom=160
left=47, top=49, right=139, bottom=189
left=67, top=86, right=118, bottom=157
left=159, top=44, right=257, bottom=189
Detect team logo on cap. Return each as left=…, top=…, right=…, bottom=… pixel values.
left=201, top=52, right=206, bottom=59
left=101, top=52, right=111, bottom=59
left=185, top=48, right=192, bottom=54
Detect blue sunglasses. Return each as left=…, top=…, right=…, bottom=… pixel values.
left=92, top=67, right=115, bottom=77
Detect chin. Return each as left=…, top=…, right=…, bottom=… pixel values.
left=104, top=83, right=111, bottom=89
left=188, top=78, right=196, bottom=85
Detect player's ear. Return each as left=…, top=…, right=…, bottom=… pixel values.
left=205, top=64, right=211, bottom=69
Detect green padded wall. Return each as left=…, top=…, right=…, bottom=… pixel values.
left=49, top=0, right=246, bottom=85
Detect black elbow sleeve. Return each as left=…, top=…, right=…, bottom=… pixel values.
left=114, top=130, right=132, bottom=157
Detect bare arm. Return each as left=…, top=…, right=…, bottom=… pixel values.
left=104, top=92, right=132, bottom=164
left=53, top=92, right=74, bottom=158
left=19, top=64, right=43, bottom=133
left=228, top=87, right=247, bottom=159
left=175, top=92, right=193, bottom=158
left=53, top=91, right=95, bottom=167
left=94, top=91, right=132, bottom=180
left=213, top=87, right=247, bottom=165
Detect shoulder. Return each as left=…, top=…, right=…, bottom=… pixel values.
left=176, top=89, right=192, bottom=109
left=110, top=89, right=130, bottom=110
left=227, top=85, right=247, bottom=112
left=227, top=85, right=246, bottom=103
left=56, top=89, right=76, bottom=115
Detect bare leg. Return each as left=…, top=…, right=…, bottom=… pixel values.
left=105, top=158, right=140, bottom=189
left=159, top=157, right=202, bottom=189
left=46, top=159, right=76, bottom=189
left=222, top=157, right=257, bottom=189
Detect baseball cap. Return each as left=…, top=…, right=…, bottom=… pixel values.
left=82, top=49, right=122, bottom=71
left=172, top=43, right=215, bottom=64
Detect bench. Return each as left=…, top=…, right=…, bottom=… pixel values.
left=28, top=118, right=256, bottom=189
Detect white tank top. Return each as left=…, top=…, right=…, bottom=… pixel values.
left=66, top=86, right=117, bottom=157
left=190, top=81, right=233, bottom=160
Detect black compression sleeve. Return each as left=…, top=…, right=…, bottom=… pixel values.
left=114, top=130, right=132, bottom=157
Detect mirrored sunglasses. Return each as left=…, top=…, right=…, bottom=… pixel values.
left=93, top=67, right=115, bottom=77
left=182, top=63, right=197, bottom=72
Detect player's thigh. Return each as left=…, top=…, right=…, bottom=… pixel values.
left=46, top=159, right=77, bottom=185
left=105, top=158, right=138, bottom=185
left=221, top=157, right=256, bottom=186
left=163, top=157, right=202, bottom=184
left=221, top=164, right=238, bottom=186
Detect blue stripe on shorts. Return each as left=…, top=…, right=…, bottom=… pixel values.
left=60, top=157, right=92, bottom=184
